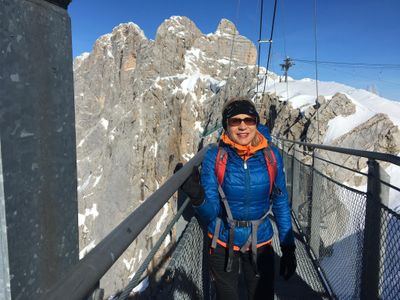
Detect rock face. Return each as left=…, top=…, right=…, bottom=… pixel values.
left=73, top=17, right=257, bottom=295
left=322, top=113, right=400, bottom=186
left=259, top=92, right=400, bottom=186
left=260, top=93, right=356, bottom=143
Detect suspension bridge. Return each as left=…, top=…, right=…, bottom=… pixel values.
left=1, top=1, right=400, bottom=300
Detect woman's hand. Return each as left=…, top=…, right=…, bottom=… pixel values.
left=174, top=164, right=204, bottom=206
left=280, top=245, right=297, bottom=280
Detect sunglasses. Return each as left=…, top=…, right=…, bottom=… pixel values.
left=228, top=117, right=257, bottom=127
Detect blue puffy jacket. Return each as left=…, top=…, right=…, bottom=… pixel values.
left=194, top=125, right=294, bottom=247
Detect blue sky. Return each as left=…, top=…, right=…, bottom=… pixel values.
left=69, top=0, right=400, bottom=101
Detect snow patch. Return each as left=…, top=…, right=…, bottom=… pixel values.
left=78, top=174, right=92, bottom=192
left=188, top=48, right=201, bottom=59
left=123, top=257, right=137, bottom=273
left=107, top=48, right=114, bottom=59
left=194, top=121, right=204, bottom=133
left=100, top=118, right=109, bottom=130
left=132, top=276, right=149, bottom=294
left=152, top=203, right=168, bottom=236
left=217, top=58, right=231, bottom=65
left=324, top=103, right=374, bottom=144
left=79, top=240, right=96, bottom=259
left=77, top=52, right=90, bottom=61
left=92, top=174, right=102, bottom=187
left=164, top=234, right=171, bottom=248
left=384, top=163, right=400, bottom=211
left=78, top=203, right=99, bottom=234
left=77, top=138, right=85, bottom=148
left=181, top=73, right=200, bottom=93
left=289, top=94, right=316, bottom=111
left=182, top=153, right=195, bottom=162
left=149, top=142, right=158, bottom=158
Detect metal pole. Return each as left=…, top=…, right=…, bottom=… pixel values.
left=309, top=151, right=321, bottom=259
left=1, top=1, right=77, bottom=299
left=290, top=144, right=295, bottom=208
left=360, top=159, right=381, bottom=299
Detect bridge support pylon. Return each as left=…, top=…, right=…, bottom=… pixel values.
left=0, top=1, right=77, bottom=299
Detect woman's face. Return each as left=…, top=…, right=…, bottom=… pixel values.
left=227, top=114, right=257, bottom=146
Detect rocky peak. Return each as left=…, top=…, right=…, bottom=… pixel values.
left=155, top=16, right=202, bottom=47
left=216, top=18, right=239, bottom=36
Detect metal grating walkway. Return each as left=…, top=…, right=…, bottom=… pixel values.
left=272, top=220, right=330, bottom=299
left=155, top=217, right=330, bottom=299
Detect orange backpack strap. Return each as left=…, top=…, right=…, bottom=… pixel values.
left=215, top=146, right=228, bottom=186
left=263, top=146, right=277, bottom=195
left=215, top=145, right=277, bottom=194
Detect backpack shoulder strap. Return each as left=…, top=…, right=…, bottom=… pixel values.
left=215, top=145, right=228, bottom=186
left=263, top=145, right=277, bottom=195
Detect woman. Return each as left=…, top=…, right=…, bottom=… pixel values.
left=181, top=98, right=296, bottom=300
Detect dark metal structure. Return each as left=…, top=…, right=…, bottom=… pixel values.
left=1, top=1, right=77, bottom=299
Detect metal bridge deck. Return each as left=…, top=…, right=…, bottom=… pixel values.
left=154, top=217, right=330, bottom=299
left=272, top=221, right=330, bottom=299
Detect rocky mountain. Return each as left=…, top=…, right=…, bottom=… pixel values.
left=73, top=15, right=400, bottom=296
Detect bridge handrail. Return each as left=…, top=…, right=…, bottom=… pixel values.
left=277, top=137, right=400, bottom=166
left=41, top=146, right=210, bottom=300
left=275, top=136, right=400, bottom=300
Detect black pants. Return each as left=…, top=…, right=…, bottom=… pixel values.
left=209, top=243, right=274, bottom=300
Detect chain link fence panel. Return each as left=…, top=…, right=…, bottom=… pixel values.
left=283, top=146, right=400, bottom=300
left=156, top=217, right=210, bottom=300
left=291, top=157, right=313, bottom=242
left=379, top=205, right=400, bottom=299
left=312, top=171, right=366, bottom=299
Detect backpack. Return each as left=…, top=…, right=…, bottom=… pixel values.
left=211, top=143, right=278, bottom=272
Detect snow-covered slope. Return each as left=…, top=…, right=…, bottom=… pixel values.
left=264, top=77, right=400, bottom=128
left=260, top=76, right=400, bottom=211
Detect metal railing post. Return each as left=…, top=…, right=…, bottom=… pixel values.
left=289, top=144, right=295, bottom=208
left=361, top=159, right=381, bottom=300
left=309, top=151, right=321, bottom=259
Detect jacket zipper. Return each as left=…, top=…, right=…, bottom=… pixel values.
left=244, top=159, right=250, bottom=219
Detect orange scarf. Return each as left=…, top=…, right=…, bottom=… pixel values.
left=221, top=131, right=268, bottom=161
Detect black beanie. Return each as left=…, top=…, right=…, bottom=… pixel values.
left=222, top=99, right=260, bottom=130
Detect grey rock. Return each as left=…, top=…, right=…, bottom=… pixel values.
left=320, top=113, right=400, bottom=186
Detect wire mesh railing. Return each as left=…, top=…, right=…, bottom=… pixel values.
left=156, top=217, right=211, bottom=300
left=278, top=138, right=400, bottom=300
left=311, top=170, right=366, bottom=299
left=378, top=205, right=400, bottom=300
